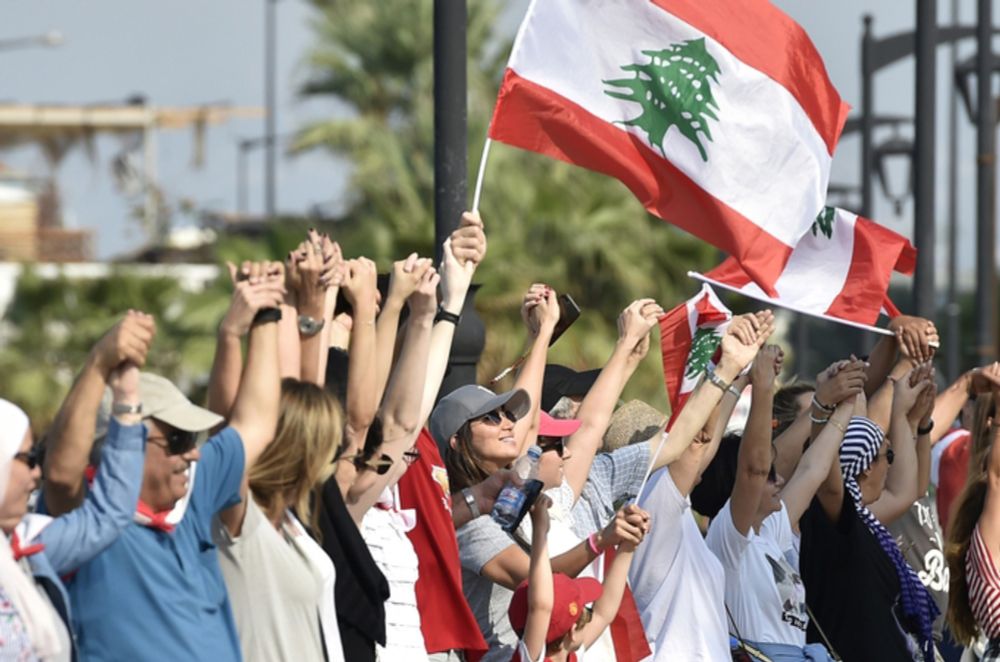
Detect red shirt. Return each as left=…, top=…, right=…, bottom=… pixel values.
left=397, top=429, right=488, bottom=656
left=937, top=429, right=971, bottom=536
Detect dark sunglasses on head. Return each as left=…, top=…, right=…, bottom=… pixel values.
left=475, top=408, right=515, bottom=426
left=148, top=428, right=199, bottom=456
left=538, top=436, right=565, bottom=458
left=340, top=452, right=394, bottom=475
left=13, top=447, right=40, bottom=470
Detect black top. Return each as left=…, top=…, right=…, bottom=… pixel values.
left=317, top=477, right=389, bottom=662
left=799, top=490, right=915, bottom=662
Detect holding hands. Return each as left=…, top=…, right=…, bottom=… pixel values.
left=815, top=356, right=868, bottom=410
left=891, top=362, right=935, bottom=422
left=617, top=298, right=664, bottom=361
left=221, top=261, right=286, bottom=337
left=720, top=310, right=776, bottom=373
left=890, top=315, right=938, bottom=363
left=91, top=310, right=157, bottom=378
left=598, top=503, right=651, bottom=552
left=750, top=345, right=784, bottom=392
left=522, top=284, right=560, bottom=337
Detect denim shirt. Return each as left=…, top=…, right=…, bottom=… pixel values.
left=20, top=419, right=146, bottom=660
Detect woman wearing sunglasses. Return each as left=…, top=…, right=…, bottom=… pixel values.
left=0, top=356, right=147, bottom=661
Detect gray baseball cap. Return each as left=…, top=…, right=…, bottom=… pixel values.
left=95, top=372, right=224, bottom=441
left=429, top=385, right=531, bottom=450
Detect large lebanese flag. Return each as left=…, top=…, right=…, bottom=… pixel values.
left=660, top=284, right=732, bottom=428
left=489, top=0, right=850, bottom=293
left=698, top=207, right=916, bottom=326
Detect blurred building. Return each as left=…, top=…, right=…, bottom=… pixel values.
left=0, top=174, right=92, bottom=262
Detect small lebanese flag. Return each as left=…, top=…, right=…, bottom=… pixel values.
left=660, top=284, right=732, bottom=428
left=489, top=0, right=849, bottom=293
left=699, top=207, right=916, bottom=326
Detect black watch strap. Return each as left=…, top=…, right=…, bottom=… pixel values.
left=434, top=308, right=461, bottom=325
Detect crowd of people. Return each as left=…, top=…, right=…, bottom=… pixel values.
left=2, top=210, right=1000, bottom=662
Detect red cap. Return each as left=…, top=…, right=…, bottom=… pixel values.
left=538, top=411, right=581, bottom=438
left=508, top=573, right=602, bottom=644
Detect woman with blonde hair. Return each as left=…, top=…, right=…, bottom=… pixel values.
left=215, top=378, right=346, bottom=662
left=945, top=366, right=1000, bottom=659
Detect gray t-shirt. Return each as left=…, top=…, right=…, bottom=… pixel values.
left=888, top=495, right=949, bottom=639
left=456, top=515, right=519, bottom=662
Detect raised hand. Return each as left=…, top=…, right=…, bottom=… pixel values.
left=599, top=503, right=649, bottom=549
left=341, top=257, right=379, bottom=314
left=408, top=264, right=440, bottom=319
left=969, top=362, right=1000, bottom=395
left=910, top=368, right=937, bottom=430
left=720, top=310, right=776, bottom=373
left=617, top=298, right=664, bottom=361
left=220, top=262, right=286, bottom=337
left=450, top=211, right=487, bottom=266
left=529, top=494, right=552, bottom=536
left=108, top=360, right=140, bottom=404
left=90, top=310, right=157, bottom=377
left=815, top=356, right=867, bottom=408
left=521, top=284, right=560, bottom=337
left=439, top=237, right=476, bottom=313
left=750, top=344, right=783, bottom=390
left=890, top=315, right=938, bottom=363
left=891, top=362, right=934, bottom=419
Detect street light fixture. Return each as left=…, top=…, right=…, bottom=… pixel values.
left=873, top=133, right=915, bottom=217
left=0, top=30, right=64, bottom=52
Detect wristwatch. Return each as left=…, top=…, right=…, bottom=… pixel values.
left=461, top=488, right=481, bottom=518
left=297, top=314, right=325, bottom=337
left=434, top=307, right=461, bottom=326
left=111, top=402, right=143, bottom=416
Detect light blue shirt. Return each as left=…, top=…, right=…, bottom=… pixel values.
left=68, top=427, right=245, bottom=662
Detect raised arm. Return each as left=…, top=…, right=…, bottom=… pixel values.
left=562, top=299, right=662, bottom=501
left=42, top=311, right=155, bottom=516
left=522, top=495, right=554, bottom=662
left=869, top=364, right=933, bottom=525
left=376, top=254, right=431, bottom=403
left=226, top=305, right=282, bottom=467
left=583, top=506, right=650, bottom=647
left=781, top=398, right=852, bottom=530
left=510, top=285, right=560, bottom=456
left=340, top=258, right=380, bottom=458
left=418, top=217, right=484, bottom=423
left=347, top=266, right=437, bottom=516
left=912, top=376, right=938, bottom=496
left=930, top=363, right=1000, bottom=442
left=728, top=346, right=782, bottom=535
left=40, top=361, right=147, bottom=573
left=207, top=263, right=285, bottom=417
left=979, top=387, right=1000, bottom=548
left=662, top=311, right=776, bottom=496
left=289, top=234, right=341, bottom=386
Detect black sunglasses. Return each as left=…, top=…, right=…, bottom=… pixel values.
left=880, top=448, right=895, bottom=466
left=538, top=436, right=566, bottom=458
left=13, top=447, right=40, bottom=470
left=340, top=452, right=394, bottom=475
left=403, top=448, right=420, bottom=466
left=476, top=408, right=515, bottom=426
left=148, top=428, right=199, bottom=456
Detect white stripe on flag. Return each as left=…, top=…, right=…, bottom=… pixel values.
left=508, top=0, right=832, bottom=247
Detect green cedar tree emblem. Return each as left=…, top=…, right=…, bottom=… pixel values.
left=685, top=326, right=723, bottom=380
left=811, top=206, right=835, bottom=239
left=603, top=37, right=722, bottom=161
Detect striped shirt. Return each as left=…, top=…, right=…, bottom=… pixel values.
left=967, top=525, right=1000, bottom=638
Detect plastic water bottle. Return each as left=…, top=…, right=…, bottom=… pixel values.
left=491, top=446, right=544, bottom=532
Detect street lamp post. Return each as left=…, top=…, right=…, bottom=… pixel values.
left=913, top=0, right=937, bottom=320
left=976, top=0, right=997, bottom=363
left=264, top=0, right=278, bottom=220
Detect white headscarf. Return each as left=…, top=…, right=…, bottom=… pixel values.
left=0, top=398, right=63, bottom=659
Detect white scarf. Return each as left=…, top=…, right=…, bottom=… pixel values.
left=0, top=398, right=63, bottom=659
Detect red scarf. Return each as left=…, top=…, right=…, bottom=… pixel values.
left=135, top=500, right=176, bottom=533
left=11, top=532, right=45, bottom=561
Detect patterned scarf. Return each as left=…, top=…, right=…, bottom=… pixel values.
left=840, top=416, right=938, bottom=660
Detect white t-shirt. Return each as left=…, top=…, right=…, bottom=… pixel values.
left=705, top=500, right=808, bottom=647
left=286, top=512, right=344, bottom=662
left=628, top=468, right=728, bottom=661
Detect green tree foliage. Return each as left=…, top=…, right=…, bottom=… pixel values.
left=0, top=266, right=232, bottom=431
left=604, top=38, right=721, bottom=161
left=295, top=0, right=717, bottom=410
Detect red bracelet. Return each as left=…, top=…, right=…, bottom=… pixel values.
left=587, top=533, right=602, bottom=556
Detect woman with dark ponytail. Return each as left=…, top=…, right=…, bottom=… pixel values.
left=945, top=370, right=1000, bottom=657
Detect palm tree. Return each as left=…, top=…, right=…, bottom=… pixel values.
left=293, top=0, right=717, bottom=409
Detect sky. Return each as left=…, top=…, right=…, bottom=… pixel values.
left=0, top=1, right=989, bottom=292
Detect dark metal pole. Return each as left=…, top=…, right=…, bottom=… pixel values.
left=238, top=141, right=249, bottom=217
left=861, top=15, right=875, bottom=219
left=264, top=0, right=277, bottom=219
left=914, top=0, right=938, bottom=319
left=976, top=0, right=997, bottom=363
left=434, top=0, right=468, bottom=264
left=946, top=0, right=961, bottom=380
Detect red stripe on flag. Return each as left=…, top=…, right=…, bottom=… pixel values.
left=648, top=0, right=849, bottom=155
left=659, top=304, right=693, bottom=428
left=895, top=241, right=917, bottom=276
left=825, top=217, right=912, bottom=325
left=490, top=69, right=791, bottom=293
left=705, top=256, right=754, bottom=289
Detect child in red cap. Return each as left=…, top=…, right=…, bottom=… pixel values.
left=507, top=495, right=650, bottom=662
